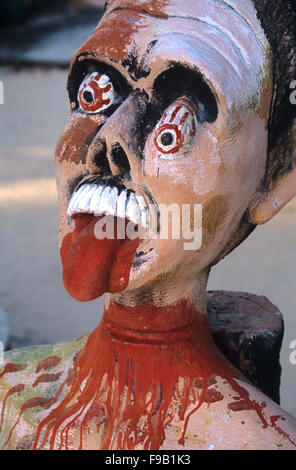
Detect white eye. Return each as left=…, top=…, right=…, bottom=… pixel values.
left=78, top=72, right=115, bottom=114
left=154, top=102, right=196, bottom=156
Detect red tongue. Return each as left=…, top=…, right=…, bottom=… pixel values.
left=60, top=215, right=140, bottom=302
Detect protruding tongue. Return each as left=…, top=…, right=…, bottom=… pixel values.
left=60, top=215, right=140, bottom=302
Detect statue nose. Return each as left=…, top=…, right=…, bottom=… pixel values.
left=86, top=91, right=147, bottom=179
left=86, top=137, right=131, bottom=179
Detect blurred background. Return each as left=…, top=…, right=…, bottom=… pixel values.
left=0, top=0, right=295, bottom=418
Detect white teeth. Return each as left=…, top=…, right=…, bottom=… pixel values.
left=108, top=187, right=118, bottom=215
left=136, top=194, right=149, bottom=228
left=68, top=185, right=87, bottom=216
left=77, top=185, right=93, bottom=212
left=95, top=186, right=118, bottom=217
left=126, top=193, right=140, bottom=225
left=117, top=190, right=127, bottom=219
left=95, top=186, right=111, bottom=216
left=67, top=183, right=150, bottom=228
left=89, top=185, right=104, bottom=213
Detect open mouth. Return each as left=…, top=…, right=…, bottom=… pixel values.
left=67, top=181, right=150, bottom=229
left=67, top=180, right=159, bottom=268
left=61, top=180, right=159, bottom=301
left=67, top=181, right=157, bottom=268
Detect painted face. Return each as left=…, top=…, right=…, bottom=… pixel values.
left=55, top=0, right=273, bottom=302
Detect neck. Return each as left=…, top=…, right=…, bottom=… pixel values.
left=102, top=297, right=206, bottom=344
left=103, top=270, right=211, bottom=344
left=33, top=279, right=243, bottom=450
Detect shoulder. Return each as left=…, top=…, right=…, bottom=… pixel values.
left=177, top=378, right=296, bottom=450
left=0, top=335, right=87, bottom=449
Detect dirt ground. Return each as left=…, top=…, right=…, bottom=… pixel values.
left=0, top=66, right=295, bottom=417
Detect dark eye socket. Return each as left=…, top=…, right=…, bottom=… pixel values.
left=67, top=55, right=131, bottom=114
left=152, top=65, right=218, bottom=124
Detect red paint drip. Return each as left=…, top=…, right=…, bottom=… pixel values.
left=3, top=302, right=295, bottom=449
left=270, top=415, right=296, bottom=447
left=26, top=301, right=257, bottom=450
left=0, top=363, right=27, bottom=379
left=0, top=384, right=25, bottom=433
left=33, top=373, right=63, bottom=388
left=60, top=215, right=139, bottom=302
left=36, top=356, right=62, bottom=373
left=228, top=401, right=253, bottom=412
left=2, top=379, right=69, bottom=449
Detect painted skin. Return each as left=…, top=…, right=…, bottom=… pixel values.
left=1, top=0, right=296, bottom=449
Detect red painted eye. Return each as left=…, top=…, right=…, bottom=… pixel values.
left=154, top=102, right=196, bottom=156
left=155, top=124, right=183, bottom=154
left=78, top=72, right=115, bottom=114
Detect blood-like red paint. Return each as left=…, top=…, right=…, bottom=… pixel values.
left=60, top=215, right=139, bottom=302
left=0, top=384, right=25, bottom=433
left=4, top=300, right=285, bottom=449
left=33, top=373, right=63, bottom=388
left=270, top=415, right=295, bottom=447
left=1, top=300, right=295, bottom=449
left=36, top=356, right=62, bottom=373
left=228, top=401, right=252, bottom=412
left=0, top=363, right=27, bottom=378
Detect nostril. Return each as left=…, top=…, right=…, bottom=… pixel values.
left=111, top=143, right=131, bottom=176
left=89, top=139, right=111, bottom=175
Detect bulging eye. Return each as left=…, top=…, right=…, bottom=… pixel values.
left=78, top=72, right=115, bottom=114
left=154, top=101, right=196, bottom=156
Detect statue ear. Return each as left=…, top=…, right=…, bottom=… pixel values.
left=249, top=126, right=296, bottom=225
left=249, top=168, right=296, bottom=224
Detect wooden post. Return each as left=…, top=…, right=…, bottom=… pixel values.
left=207, top=291, right=284, bottom=404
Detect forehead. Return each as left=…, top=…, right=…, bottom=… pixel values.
left=74, top=0, right=271, bottom=110
left=106, top=0, right=267, bottom=45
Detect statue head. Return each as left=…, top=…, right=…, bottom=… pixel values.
left=55, top=0, right=296, bottom=303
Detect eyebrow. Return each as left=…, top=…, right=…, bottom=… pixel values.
left=70, top=50, right=152, bottom=85
left=121, top=39, right=158, bottom=81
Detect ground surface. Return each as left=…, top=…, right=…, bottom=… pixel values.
left=0, top=8, right=295, bottom=418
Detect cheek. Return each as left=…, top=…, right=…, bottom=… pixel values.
left=218, top=115, right=268, bottom=209
left=55, top=115, right=103, bottom=243
left=202, top=195, right=230, bottom=247
left=143, top=126, right=222, bottom=200
left=56, top=115, right=102, bottom=165
left=191, top=129, right=222, bottom=196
